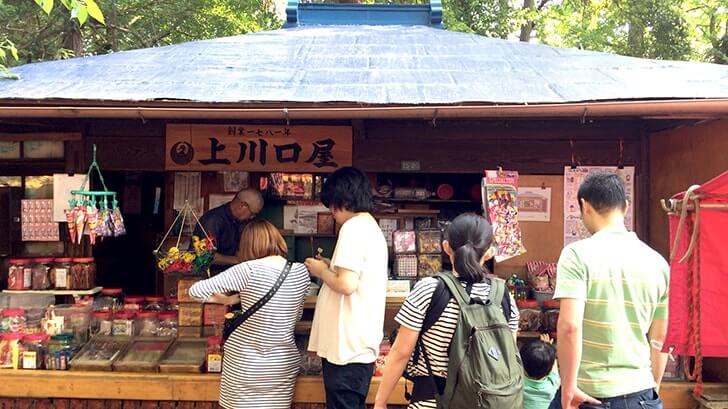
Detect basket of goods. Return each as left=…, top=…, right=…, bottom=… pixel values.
left=526, top=261, right=557, bottom=302
left=154, top=201, right=215, bottom=276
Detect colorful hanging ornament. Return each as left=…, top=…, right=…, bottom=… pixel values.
left=86, top=205, right=99, bottom=245
left=112, top=206, right=126, bottom=237
left=65, top=207, right=77, bottom=243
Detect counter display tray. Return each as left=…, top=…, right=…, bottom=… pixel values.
left=70, top=336, right=132, bottom=371
left=158, top=338, right=207, bottom=373
left=112, top=337, right=174, bottom=372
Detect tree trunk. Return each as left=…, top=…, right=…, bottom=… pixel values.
left=62, top=19, right=82, bottom=57
left=519, top=0, right=536, bottom=42
left=627, top=20, right=645, bottom=57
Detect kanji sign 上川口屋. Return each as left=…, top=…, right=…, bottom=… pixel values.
left=166, top=124, right=352, bottom=172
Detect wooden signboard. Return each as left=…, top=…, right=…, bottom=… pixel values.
left=166, top=124, right=352, bottom=172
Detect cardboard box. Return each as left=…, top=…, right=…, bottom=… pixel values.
left=178, top=326, right=202, bottom=338
left=203, top=304, right=226, bottom=326
left=179, top=302, right=203, bottom=326
left=177, top=278, right=201, bottom=302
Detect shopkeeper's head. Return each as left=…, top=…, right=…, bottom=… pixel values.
left=443, top=213, right=494, bottom=284
left=320, top=166, right=374, bottom=225
left=231, top=189, right=264, bottom=222
left=577, top=172, right=628, bottom=234
left=238, top=219, right=288, bottom=262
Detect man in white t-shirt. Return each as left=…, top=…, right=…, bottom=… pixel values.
left=305, top=166, right=389, bottom=409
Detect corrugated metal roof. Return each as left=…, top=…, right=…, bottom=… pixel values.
left=1, top=24, right=728, bottom=105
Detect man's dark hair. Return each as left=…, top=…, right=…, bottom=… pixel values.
left=320, top=167, right=374, bottom=212
left=577, top=171, right=627, bottom=213
left=520, top=340, right=556, bottom=379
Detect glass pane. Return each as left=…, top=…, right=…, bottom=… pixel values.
left=0, top=142, right=21, bottom=159
left=0, top=176, right=21, bottom=187
left=24, top=141, right=64, bottom=159
left=25, top=175, right=53, bottom=199
left=23, top=242, right=65, bottom=257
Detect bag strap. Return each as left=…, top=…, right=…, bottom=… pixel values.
left=438, top=271, right=471, bottom=307
left=226, top=261, right=292, bottom=334
left=489, top=277, right=506, bottom=309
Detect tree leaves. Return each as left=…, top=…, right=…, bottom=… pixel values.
left=85, top=0, right=105, bottom=24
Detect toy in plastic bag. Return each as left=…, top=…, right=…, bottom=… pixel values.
left=112, top=207, right=126, bottom=237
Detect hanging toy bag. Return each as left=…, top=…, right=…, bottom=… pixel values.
left=154, top=201, right=216, bottom=277
left=64, top=144, right=125, bottom=246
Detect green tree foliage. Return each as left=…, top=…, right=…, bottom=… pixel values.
left=0, top=0, right=280, bottom=66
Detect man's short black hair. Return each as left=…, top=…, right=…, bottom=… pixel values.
left=577, top=171, right=627, bottom=213
left=320, top=166, right=374, bottom=212
left=520, top=340, right=556, bottom=380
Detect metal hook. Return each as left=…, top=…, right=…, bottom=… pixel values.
left=283, top=107, right=290, bottom=126
left=431, top=109, right=439, bottom=127
left=581, top=107, right=588, bottom=124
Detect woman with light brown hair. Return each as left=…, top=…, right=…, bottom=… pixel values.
left=189, top=219, right=310, bottom=409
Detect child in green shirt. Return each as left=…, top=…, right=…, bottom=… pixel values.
left=521, top=334, right=560, bottom=409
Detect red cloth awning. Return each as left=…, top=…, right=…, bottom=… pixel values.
left=665, top=170, right=728, bottom=357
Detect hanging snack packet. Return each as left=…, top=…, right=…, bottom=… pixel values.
left=86, top=206, right=99, bottom=245
left=65, top=207, right=77, bottom=243
left=483, top=170, right=526, bottom=262
left=112, top=207, right=126, bottom=237
left=96, top=207, right=112, bottom=238
left=75, top=204, right=87, bottom=245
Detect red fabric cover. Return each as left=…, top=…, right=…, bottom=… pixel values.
left=664, top=171, right=728, bottom=357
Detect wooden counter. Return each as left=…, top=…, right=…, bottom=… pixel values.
left=0, top=371, right=409, bottom=404
left=0, top=370, right=722, bottom=408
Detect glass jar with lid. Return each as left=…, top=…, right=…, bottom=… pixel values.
left=31, top=258, right=54, bottom=290
left=2, top=309, right=26, bottom=334
left=95, top=288, right=124, bottom=312
left=144, top=296, right=165, bottom=312
left=70, top=258, right=96, bottom=290
left=90, top=311, right=114, bottom=336
left=542, top=300, right=560, bottom=334
left=157, top=312, right=178, bottom=337
left=51, top=258, right=73, bottom=290
left=137, top=311, right=160, bottom=336
left=112, top=311, right=136, bottom=336
left=7, top=259, right=31, bottom=290
left=516, top=300, right=542, bottom=332
left=165, top=297, right=179, bottom=312
left=20, top=333, right=49, bottom=369
left=123, top=296, right=144, bottom=312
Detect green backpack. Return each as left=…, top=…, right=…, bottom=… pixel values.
left=419, top=272, right=524, bottom=409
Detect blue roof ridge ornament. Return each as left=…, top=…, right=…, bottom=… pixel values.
left=285, top=0, right=443, bottom=28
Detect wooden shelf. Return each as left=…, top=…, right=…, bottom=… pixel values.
left=383, top=198, right=479, bottom=204
left=2, top=286, right=102, bottom=296
left=517, top=331, right=542, bottom=339
left=283, top=233, right=338, bottom=238
left=304, top=295, right=407, bottom=309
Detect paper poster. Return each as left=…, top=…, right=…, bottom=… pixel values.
left=483, top=170, right=527, bottom=262
left=282, top=204, right=329, bottom=233
left=208, top=194, right=234, bottom=211
left=378, top=218, right=398, bottom=248
left=173, top=172, right=203, bottom=214
left=52, top=174, right=86, bottom=222
left=518, top=187, right=552, bottom=222
left=21, top=199, right=59, bottom=241
left=222, top=171, right=249, bottom=192
left=563, top=166, right=635, bottom=246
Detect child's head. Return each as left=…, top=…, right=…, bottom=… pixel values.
left=520, top=339, right=556, bottom=379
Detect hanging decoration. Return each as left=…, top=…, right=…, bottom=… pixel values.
left=483, top=169, right=526, bottom=262
left=154, top=200, right=216, bottom=276
left=64, top=144, right=125, bottom=245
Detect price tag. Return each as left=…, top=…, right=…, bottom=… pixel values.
left=55, top=268, right=68, bottom=288
left=22, top=351, right=37, bottom=369
left=207, top=354, right=222, bottom=373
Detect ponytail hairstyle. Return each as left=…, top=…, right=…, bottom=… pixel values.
left=445, top=213, right=494, bottom=284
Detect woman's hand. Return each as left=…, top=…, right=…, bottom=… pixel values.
left=373, top=405, right=387, bottom=409
left=305, top=258, right=328, bottom=279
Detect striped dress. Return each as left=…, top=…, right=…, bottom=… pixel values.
left=188, top=257, right=310, bottom=409
left=395, top=276, right=520, bottom=409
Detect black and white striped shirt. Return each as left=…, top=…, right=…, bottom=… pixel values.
left=395, top=276, right=520, bottom=409
left=189, top=257, right=310, bottom=409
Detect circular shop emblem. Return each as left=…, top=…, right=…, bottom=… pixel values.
left=170, top=142, right=194, bottom=165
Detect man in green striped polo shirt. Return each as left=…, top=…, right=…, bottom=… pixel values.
left=549, top=172, right=670, bottom=409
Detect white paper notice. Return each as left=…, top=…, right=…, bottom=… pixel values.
left=173, top=172, right=203, bottom=214
left=563, top=166, right=635, bottom=246
left=518, top=187, right=552, bottom=222
left=52, top=174, right=86, bottom=222
left=208, top=194, right=234, bottom=211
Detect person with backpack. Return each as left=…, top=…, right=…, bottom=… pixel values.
left=373, top=213, right=523, bottom=409
left=549, top=172, right=669, bottom=409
